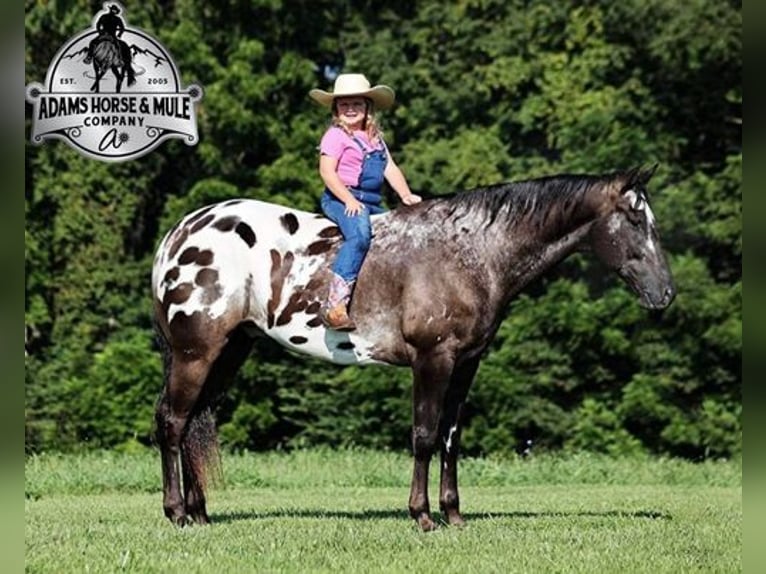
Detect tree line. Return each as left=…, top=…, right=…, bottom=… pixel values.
left=25, top=0, right=741, bottom=459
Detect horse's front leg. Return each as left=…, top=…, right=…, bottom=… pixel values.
left=409, top=351, right=454, bottom=531
left=438, top=356, right=480, bottom=527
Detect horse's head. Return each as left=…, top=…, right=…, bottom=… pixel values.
left=589, top=166, right=676, bottom=310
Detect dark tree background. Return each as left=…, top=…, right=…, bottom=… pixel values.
left=25, top=0, right=741, bottom=459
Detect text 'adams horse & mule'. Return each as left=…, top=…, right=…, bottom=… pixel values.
left=151, top=166, right=675, bottom=531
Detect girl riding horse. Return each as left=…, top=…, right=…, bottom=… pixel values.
left=309, top=74, right=422, bottom=330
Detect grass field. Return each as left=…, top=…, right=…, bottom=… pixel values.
left=25, top=449, right=741, bottom=573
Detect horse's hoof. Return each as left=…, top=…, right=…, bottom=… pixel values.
left=416, top=514, right=439, bottom=532
left=447, top=513, right=466, bottom=527
left=166, top=512, right=191, bottom=527
left=190, top=512, right=210, bottom=525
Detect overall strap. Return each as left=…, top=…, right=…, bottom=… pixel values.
left=350, top=134, right=385, bottom=154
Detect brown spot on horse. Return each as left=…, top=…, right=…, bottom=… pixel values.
left=161, top=282, right=194, bottom=315
left=190, top=214, right=215, bottom=233
left=167, top=227, right=189, bottom=260
left=163, top=267, right=180, bottom=285
left=307, top=239, right=335, bottom=255
left=179, top=247, right=214, bottom=266
left=266, top=250, right=295, bottom=328
left=235, top=222, right=256, bottom=247
left=280, top=213, right=300, bottom=234
left=213, top=216, right=240, bottom=232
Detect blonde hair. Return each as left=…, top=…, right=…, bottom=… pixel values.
left=330, top=98, right=384, bottom=144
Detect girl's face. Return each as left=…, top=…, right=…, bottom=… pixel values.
left=334, top=97, right=368, bottom=129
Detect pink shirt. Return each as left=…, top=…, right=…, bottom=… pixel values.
left=319, top=126, right=387, bottom=188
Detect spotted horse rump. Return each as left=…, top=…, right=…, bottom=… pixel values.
left=152, top=198, right=391, bottom=366
left=152, top=166, right=676, bottom=531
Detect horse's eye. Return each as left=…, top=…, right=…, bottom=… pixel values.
left=626, top=208, right=643, bottom=225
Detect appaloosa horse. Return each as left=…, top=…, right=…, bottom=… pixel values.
left=152, top=166, right=675, bottom=530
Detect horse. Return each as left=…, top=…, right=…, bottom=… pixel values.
left=85, top=34, right=135, bottom=93
left=151, top=166, right=675, bottom=531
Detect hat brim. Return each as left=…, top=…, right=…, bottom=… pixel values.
left=309, top=85, right=395, bottom=110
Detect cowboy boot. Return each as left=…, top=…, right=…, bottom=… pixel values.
left=321, top=274, right=356, bottom=331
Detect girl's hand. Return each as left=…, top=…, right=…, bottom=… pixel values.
left=401, top=193, right=422, bottom=206
left=345, top=197, right=365, bottom=216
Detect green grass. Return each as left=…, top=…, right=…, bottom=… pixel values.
left=26, top=449, right=741, bottom=573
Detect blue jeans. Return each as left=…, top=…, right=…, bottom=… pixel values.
left=321, top=191, right=387, bottom=282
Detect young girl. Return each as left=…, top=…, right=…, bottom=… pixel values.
left=309, top=73, right=421, bottom=331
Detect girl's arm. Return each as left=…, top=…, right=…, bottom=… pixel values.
left=384, top=158, right=421, bottom=205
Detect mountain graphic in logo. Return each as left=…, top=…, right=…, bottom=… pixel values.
left=26, top=2, right=203, bottom=162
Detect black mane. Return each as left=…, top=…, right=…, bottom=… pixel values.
left=426, top=173, right=617, bottom=228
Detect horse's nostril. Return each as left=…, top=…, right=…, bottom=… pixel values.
left=663, top=286, right=676, bottom=305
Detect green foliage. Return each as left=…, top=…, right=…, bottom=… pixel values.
left=26, top=329, right=161, bottom=452
left=65, top=329, right=162, bottom=448
left=403, top=128, right=512, bottom=193
left=26, top=0, right=740, bottom=458
left=565, top=398, right=645, bottom=456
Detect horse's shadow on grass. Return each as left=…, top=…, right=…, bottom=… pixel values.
left=212, top=508, right=672, bottom=524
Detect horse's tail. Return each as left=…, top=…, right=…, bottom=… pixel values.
left=181, top=405, right=223, bottom=493
left=179, top=325, right=254, bottom=494
left=119, top=40, right=136, bottom=86
left=153, top=318, right=175, bottom=452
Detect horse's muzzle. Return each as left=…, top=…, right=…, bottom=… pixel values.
left=639, top=283, right=676, bottom=310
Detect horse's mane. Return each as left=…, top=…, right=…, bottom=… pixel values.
left=424, top=173, right=620, bottom=229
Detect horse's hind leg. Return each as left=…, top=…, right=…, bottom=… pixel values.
left=90, top=67, right=103, bottom=93
left=112, top=67, right=123, bottom=93
left=438, top=356, right=480, bottom=527
left=180, top=327, right=253, bottom=524
left=155, top=352, right=214, bottom=525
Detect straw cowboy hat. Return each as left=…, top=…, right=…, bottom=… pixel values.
left=309, top=73, right=395, bottom=110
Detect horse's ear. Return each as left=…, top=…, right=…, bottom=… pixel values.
left=639, top=163, right=659, bottom=184
left=622, top=166, right=643, bottom=191
left=623, top=164, right=658, bottom=190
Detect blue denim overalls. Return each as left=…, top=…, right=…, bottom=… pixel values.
left=320, top=136, right=388, bottom=283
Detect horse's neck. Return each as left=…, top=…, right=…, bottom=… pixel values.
left=485, top=186, right=603, bottom=303
left=378, top=183, right=605, bottom=304
left=498, top=221, right=593, bottom=293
